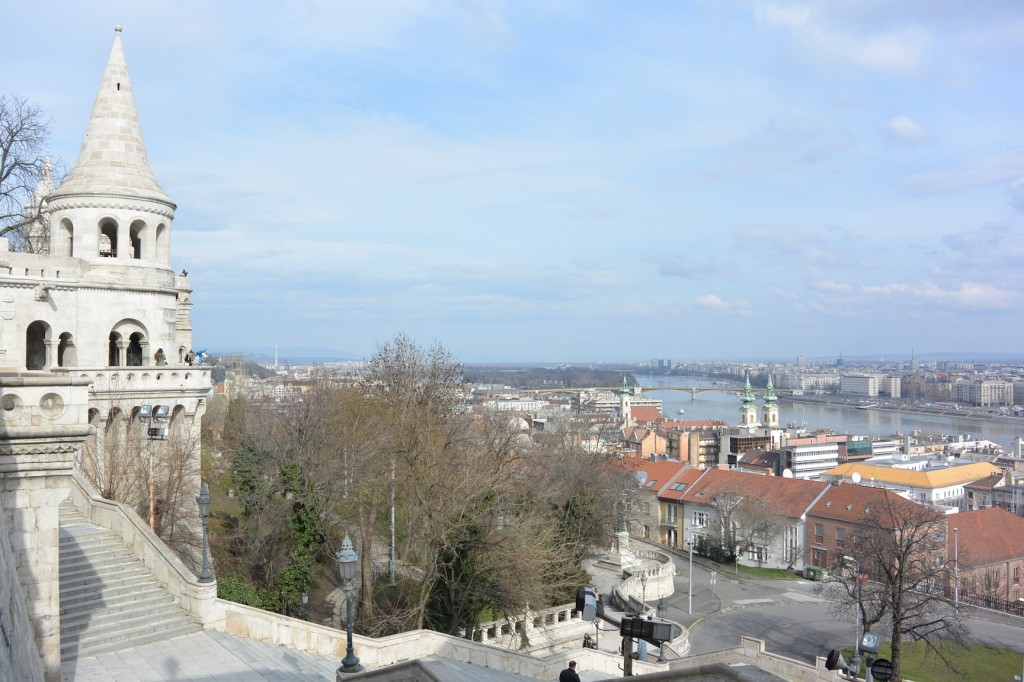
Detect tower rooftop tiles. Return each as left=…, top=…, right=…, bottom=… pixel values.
left=49, top=26, right=173, bottom=207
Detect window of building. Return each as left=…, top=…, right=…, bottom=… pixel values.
left=812, top=548, right=827, bottom=568
left=836, top=527, right=846, bottom=549
left=692, top=511, right=709, bottom=527
left=814, top=524, right=824, bottom=545
left=1015, top=567, right=1021, bottom=585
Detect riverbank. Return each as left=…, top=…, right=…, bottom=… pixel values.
left=781, top=393, right=1024, bottom=427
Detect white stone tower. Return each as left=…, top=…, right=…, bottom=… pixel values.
left=0, top=27, right=210, bottom=549
left=619, top=375, right=634, bottom=428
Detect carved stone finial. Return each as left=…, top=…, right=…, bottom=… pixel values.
left=115, top=25, right=123, bottom=33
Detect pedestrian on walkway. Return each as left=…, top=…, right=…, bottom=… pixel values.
left=559, top=660, right=581, bottom=682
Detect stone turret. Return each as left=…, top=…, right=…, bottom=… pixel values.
left=46, top=26, right=175, bottom=265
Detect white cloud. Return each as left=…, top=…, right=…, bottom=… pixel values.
left=815, top=279, right=852, bottom=293
left=694, top=294, right=753, bottom=316
left=861, top=281, right=1017, bottom=310
left=756, top=3, right=929, bottom=73
left=1010, top=177, right=1024, bottom=212
left=884, top=115, right=928, bottom=145
left=902, top=150, right=1024, bottom=195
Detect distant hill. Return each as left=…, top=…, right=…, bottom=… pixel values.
left=207, top=346, right=361, bottom=365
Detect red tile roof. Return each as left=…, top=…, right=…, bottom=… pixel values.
left=806, top=483, right=936, bottom=528
left=631, top=406, right=662, bottom=424
left=678, top=468, right=830, bottom=517
left=949, top=507, right=1024, bottom=568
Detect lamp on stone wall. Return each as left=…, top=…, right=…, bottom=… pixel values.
left=196, top=480, right=214, bottom=583
left=336, top=535, right=363, bottom=674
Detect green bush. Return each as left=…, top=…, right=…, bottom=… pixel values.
left=217, top=574, right=280, bottom=611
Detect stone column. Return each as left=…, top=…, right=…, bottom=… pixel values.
left=0, top=374, right=91, bottom=681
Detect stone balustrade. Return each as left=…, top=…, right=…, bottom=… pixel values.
left=211, top=600, right=663, bottom=680
left=679, top=636, right=842, bottom=682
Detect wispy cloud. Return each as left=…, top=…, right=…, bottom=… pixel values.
left=884, top=115, right=928, bottom=145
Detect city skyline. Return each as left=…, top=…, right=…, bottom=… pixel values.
left=8, top=2, right=1024, bottom=362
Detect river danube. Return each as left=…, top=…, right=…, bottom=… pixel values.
left=637, top=374, right=1024, bottom=450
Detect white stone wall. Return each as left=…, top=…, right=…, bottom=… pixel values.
left=0, top=508, right=45, bottom=682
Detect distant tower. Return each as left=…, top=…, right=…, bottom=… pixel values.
left=619, top=375, right=634, bottom=428
left=762, top=374, right=779, bottom=427
left=275, top=344, right=279, bottom=370
left=21, top=156, right=54, bottom=254
left=739, top=370, right=758, bottom=428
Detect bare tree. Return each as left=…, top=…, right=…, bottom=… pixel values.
left=820, top=492, right=969, bottom=680
left=0, top=94, right=59, bottom=251
left=709, top=481, right=787, bottom=566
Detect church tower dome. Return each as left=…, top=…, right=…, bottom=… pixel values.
left=739, top=369, right=758, bottom=428
left=46, top=26, right=175, bottom=267
left=762, top=373, right=779, bottom=428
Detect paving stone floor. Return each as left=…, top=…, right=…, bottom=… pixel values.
left=61, top=630, right=340, bottom=681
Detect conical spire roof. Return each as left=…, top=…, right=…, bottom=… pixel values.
left=50, top=27, right=172, bottom=206
left=764, top=374, right=777, bottom=404
left=741, top=370, right=754, bottom=406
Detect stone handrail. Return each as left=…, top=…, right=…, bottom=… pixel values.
left=211, top=600, right=663, bottom=678
left=682, top=636, right=841, bottom=682
left=65, top=470, right=218, bottom=625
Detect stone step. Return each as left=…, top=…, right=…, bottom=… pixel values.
left=62, top=599, right=188, bottom=636
left=59, top=499, right=201, bottom=661
left=61, top=585, right=169, bottom=616
left=60, top=544, right=135, bottom=565
left=60, top=563, right=151, bottom=590
left=61, top=579, right=163, bottom=606
left=61, top=621, right=202, bottom=662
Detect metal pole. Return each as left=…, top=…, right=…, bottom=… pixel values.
left=148, top=420, right=156, bottom=531
left=390, top=458, right=396, bottom=585
left=622, top=636, right=633, bottom=677
left=954, top=527, right=959, bottom=610
left=340, top=581, right=362, bottom=673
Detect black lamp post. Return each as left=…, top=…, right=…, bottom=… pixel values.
left=196, top=480, right=214, bottom=583
left=336, top=535, right=363, bottom=674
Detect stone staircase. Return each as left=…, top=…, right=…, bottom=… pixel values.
left=59, top=499, right=202, bottom=662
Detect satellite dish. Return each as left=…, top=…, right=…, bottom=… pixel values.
left=852, top=472, right=862, bottom=484
left=782, top=468, right=794, bottom=478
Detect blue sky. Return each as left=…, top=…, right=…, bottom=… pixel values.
left=8, top=1, right=1024, bottom=362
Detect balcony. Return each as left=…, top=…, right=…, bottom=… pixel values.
left=58, top=365, right=212, bottom=399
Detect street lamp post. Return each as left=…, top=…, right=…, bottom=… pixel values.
left=137, top=404, right=170, bottom=532
left=843, top=555, right=862, bottom=679
left=195, top=480, right=214, bottom=583
left=336, top=535, right=364, bottom=675
left=656, top=597, right=668, bottom=663
left=688, top=534, right=694, bottom=615
left=640, top=572, right=648, bottom=612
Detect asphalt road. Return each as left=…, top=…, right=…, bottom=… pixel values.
left=655, top=544, right=1024, bottom=666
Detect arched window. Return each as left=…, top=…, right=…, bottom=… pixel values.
left=26, top=320, right=50, bottom=370
left=57, top=332, right=76, bottom=367
left=60, top=219, right=74, bottom=257
left=129, top=220, right=145, bottom=259
left=108, top=331, right=123, bottom=366
left=126, top=332, right=144, bottom=367
left=155, top=223, right=168, bottom=261
left=99, top=220, right=118, bottom=258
